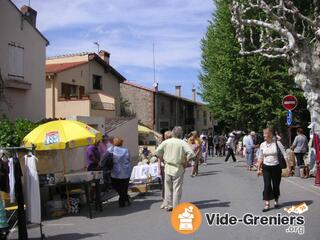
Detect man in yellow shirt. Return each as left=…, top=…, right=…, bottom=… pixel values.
left=155, top=126, right=195, bottom=211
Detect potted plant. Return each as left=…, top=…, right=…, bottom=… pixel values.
left=69, top=94, right=78, bottom=100
left=81, top=95, right=90, bottom=100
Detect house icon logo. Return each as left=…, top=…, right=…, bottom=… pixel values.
left=171, top=202, right=202, bottom=234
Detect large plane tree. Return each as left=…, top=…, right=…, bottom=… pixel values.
left=231, top=0, right=320, bottom=129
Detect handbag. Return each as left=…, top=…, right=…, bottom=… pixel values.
left=101, top=151, right=114, bottom=171
left=275, top=141, right=287, bottom=169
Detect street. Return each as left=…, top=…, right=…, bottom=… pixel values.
left=22, top=156, right=320, bottom=240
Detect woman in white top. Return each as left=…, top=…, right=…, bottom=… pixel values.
left=257, top=128, right=287, bottom=212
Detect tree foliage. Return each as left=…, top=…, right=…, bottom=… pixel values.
left=0, top=118, right=38, bottom=147
left=120, top=97, right=136, bottom=118
left=199, top=0, right=309, bottom=133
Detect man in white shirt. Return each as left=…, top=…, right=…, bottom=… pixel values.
left=224, top=133, right=237, bottom=162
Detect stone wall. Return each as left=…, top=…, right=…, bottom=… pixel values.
left=120, top=83, right=154, bottom=129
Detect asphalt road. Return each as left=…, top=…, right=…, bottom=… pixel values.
left=17, top=156, right=320, bottom=240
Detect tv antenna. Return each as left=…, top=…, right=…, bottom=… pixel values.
left=93, top=42, right=100, bottom=53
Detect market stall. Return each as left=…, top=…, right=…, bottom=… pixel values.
left=22, top=120, right=103, bottom=218
left=138, top=124, right=162, bottom=157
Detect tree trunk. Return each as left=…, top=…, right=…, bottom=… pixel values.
left=291, top=42, right=320, bottom=130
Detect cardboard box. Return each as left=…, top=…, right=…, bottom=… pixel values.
left=130, top=184, right=148, bottom=193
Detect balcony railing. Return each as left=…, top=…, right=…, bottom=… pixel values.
left=91, top=101, right=115, bottom=111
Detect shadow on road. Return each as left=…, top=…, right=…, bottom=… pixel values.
left=196, top=170, right=221, bottom=177
left=192, top=199, right=231, bottom=210
left=26, top=233, right=106, bottom=240
left=206, top=162, right=222, bottom=166
left=95, top=191, right=162, bottom=218
left=279, top=200, right=313, bottom=208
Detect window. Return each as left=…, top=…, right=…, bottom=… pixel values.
left=160, top=103, right=165, bottom=115
left=8, top=43, right=24, bottom=78
left=160, top=121, right=169, bottom=128
left=203, top=111, right=207, bottom=125
left=79, top=86, right=85, bottom=98
left=61, top=83, right=77, bottom=98
left=92, top=75, right=102, bottom=90
left=170, top=100, right=174, bottom=115
left=196, top=110, right=200, bottom=119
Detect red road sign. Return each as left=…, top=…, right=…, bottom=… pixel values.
left=282, top=95, right=298, bottom=110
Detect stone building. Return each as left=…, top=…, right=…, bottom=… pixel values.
left=120, top=82, right=214, bottom=135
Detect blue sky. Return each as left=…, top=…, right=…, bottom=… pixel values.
left=13, top=0, right=214, bottom=101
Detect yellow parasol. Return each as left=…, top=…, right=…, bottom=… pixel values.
left=22, top=120, right=102, bottom=150
left=138, top=124, right=162, bottom=144
left=22, top=120, right=102, bottom=212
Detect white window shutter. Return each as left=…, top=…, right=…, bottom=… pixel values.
left=16, top=47, right=24, bottom=77
left=8, top=44, right=24, bottom=78
left=8, top=45, right=15, bottom=75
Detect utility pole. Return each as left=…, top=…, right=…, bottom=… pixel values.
left=153, top=41, right=158, bottom=131
left=153, top=41, right=156, bottom=85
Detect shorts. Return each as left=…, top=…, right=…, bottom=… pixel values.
left=295, top=153, right=305, bottom=168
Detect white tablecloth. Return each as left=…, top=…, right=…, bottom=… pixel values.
left=130, top=163, right=160, bottom=182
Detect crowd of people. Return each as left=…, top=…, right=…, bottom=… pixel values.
left=84, top=125, right=310, bottom=213
left=155, top=125, right=311, bottom=213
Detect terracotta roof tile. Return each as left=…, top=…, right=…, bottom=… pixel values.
left=45, top=61, right=87, bottom=73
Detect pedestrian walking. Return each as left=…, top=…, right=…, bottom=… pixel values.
left=155, top=126, right=195, bottom=211
left=188, top=131, right=201, bottom=177
left=159, top=131, right=172, bottom=209
left=207, top=134, right=214, bottom=156
left=201, top=136, right=208, bottom=165
left=218, top=134, right=227, bottom=156
left=213, top=135, right=219, bottom=157
left=291, top=128, right=308, bottom=178
left=257, top=128, right=287, bottom=212
left=224, top=133, right=237, bottom=162
left=106, top=137, right=132, bottom=208
left=243, top=131, right=256, bottom=170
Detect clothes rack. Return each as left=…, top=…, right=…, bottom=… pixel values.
left=0, top=145, right=45, bottom=240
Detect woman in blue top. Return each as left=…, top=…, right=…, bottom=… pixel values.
left=106, top=137, right=132, bottom=207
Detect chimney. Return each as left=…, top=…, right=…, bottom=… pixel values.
left=99, top=50, right=110, bottom=64
left=175, top=85, right=181, bottom=97
left=21, top=5, right=37, bottom=27
left=192, top=88, right=196, bottom=102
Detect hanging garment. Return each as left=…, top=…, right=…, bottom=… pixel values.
left=13, top=156, right=28, bottom=240
left=0, top=158, right=9, bottom=193
left=8, top=158, right=15, bottom=203
left=314, top=133, right=320, bottom=162
left=24, top=154, right=41, bottom=224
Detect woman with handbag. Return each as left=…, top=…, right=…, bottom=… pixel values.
left=257, top=128, right=287, bottom=212
left=102, top=137, right=132, bottom=207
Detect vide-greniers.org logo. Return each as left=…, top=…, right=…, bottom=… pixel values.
left=205, top=213, right=305, bottom=235
left=171, top=202, right=308, bottom=236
